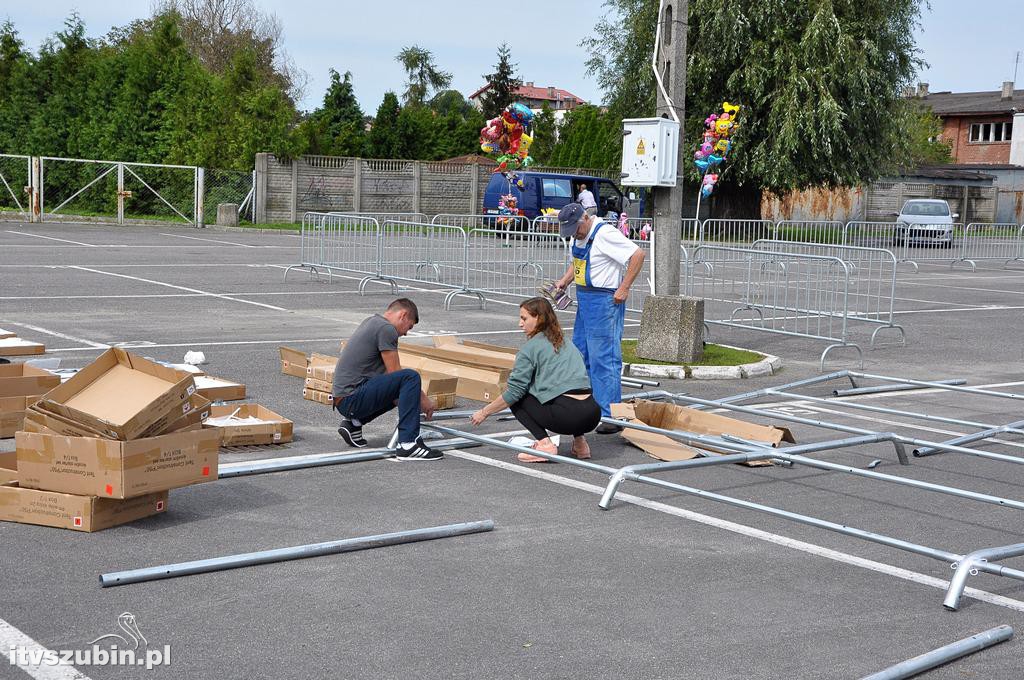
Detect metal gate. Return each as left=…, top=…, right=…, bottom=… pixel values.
left=0, top=154, right=32, bottom=221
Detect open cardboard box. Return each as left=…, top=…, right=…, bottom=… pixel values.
left=279, top=346, right=309, bottom=378
left=1, top=396, right=40, bottom=439
left=399, top=339, right=514, bottom=376
left=0, top=363, right=61, bottom=398
left=0, top=329, right=15, bottom=339
left=0, top=337, right=46, bottom=356
left=15, top=427, right=221, bottom=499
left=34, top=349, right=196, bottom=440
left=204, top=404, right=293, bottom=446
left=611, top=400, right=794, bottom=466
left=194, top=374, right=246, bottom=402
left=0, top=452, right=168, bottom=532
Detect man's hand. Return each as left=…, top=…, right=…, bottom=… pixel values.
left=613, top=285, right=629, bottom=304
left=420, top=392, right=435, bottom=421
left=470, top=409, right=487, bottom=426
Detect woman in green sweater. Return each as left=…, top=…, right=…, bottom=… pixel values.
left=471, top=297, right=601, bottom=462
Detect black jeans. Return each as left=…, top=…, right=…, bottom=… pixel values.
left=510, top=393, right=602, bottom=441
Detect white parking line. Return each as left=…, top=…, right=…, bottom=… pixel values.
left=0, top=618, right=93, bottom=679
left=6, top=231, right=98, bottom=247
left=67, top=266, right=288, bottom=312
left=448, top=450, right=1024, bottom=613
left=0, top=321, right=109, bottom=349
left=160, top=233, right=262, bottom=248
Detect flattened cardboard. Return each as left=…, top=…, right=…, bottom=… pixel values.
left=435, top=336, right=519, bottom=356
left=1, top=396, right=39, bottom=438
left=35, top=349, right=196, bottom=440
left=302, top=388, right=334, bottom=406
left=612, top=401, right=794, bottom=465
left=15, top=428, right=220, bottom=499
left=194, top=374, right=246, bottom=402
left=398, top=354, right=505, bottom=403
left=204, top=404, right=293, bottom=446
left=304, top=376, right=333, bottom=394
left=0, top=363, right=61, bottom=398
left=24, top=405, right=112, bottom=439
left=400, top=341, right=514, bottom=374
left=279, top=346, right=308, bottom=378
left=0, top=328, right=15, bottom=339
left=0, top=476, right=168, bottom=532
left=0, top=337, right=45, bottom=356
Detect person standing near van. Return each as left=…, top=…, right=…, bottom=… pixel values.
left=553, top=202, right=645, bottom=433
left=577, top=183, right=598, bottom=216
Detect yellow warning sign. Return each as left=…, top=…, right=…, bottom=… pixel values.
left=636, top=139, right=646, bottom=155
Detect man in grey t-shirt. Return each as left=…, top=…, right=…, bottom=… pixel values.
left=332, top=298, right=441, bottom=461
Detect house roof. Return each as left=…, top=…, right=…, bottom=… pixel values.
left=901, top=165, right=996, bottom=181
left=919, top=89, right=1024, bottom=116
left=468, top=82, right=585, bottom=104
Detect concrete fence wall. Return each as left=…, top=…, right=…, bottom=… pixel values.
left=253, top=153, right=616, bottom=223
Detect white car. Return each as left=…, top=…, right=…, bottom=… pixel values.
left=892, top=199, right=958, bottom=248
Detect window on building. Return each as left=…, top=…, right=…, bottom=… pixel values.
left=969, top=121, right=1013, bottom=143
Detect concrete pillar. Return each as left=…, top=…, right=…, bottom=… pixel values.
left=289, top=158, right=299, bottom=223
left=1010, top=112, right=1024, bottom=167
left=469, top=164, right=479, bottom=214
left=413, top=161, right=422, bottom=214
left=217, top=203, right=239, bottom=228
left=353, top=159, right=362, bottom=212
left=636, top=296, right=704, bottom=363
left=254, top=153, right=268, bottom=224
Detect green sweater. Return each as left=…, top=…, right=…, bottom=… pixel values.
left=502, top=334, right=592, bottom=405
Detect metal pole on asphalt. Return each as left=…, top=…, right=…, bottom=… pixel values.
left=861, top=625, right=1013, bottom=680
left=99, top=520, right=496, bottom=587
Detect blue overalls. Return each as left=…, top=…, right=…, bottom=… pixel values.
left=570, top=222, right=626, bottom=417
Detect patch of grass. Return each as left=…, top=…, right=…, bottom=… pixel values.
left=234, top=221, right=300, bottom=231
left=621, top=340, right=763, bottom=367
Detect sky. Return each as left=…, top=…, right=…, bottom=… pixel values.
left=2, top=0, right=1022, bottom=112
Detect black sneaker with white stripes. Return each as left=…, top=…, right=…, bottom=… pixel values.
left=394, top=437, right=443, bottom=461
left=338, top=418, right=367, bottom=448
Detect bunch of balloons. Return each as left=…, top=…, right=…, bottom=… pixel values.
left=693, top=101, right=740, bottom=198
left=480, top=102, right=535, bottom=178
left=497, top=193, right=518, bottom=226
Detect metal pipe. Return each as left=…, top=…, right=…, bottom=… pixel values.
left=849, top=371, right=1024, bottom=401
left=621, top=376, right=661, bottom=387
left=217, top=438, right=479, bottom=479
left=422, top=423, right=617, bottom=474
left=913, top=419, right=1024, bottom=457
left=99, top=520, right=495, bottom=587
left=860, top=625, right=1013, bottom=679
left=687, top=370, right=851, bottom=409
left=943, top=543, right=1024, bottom=610
left=833, top=379, right=966, bottom=397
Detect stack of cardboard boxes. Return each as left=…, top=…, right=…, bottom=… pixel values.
left=0, top=363, right=61, bottom=439
left=1, top=349, right=222, bottom=532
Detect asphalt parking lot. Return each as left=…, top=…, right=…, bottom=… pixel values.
left=2, top=222, right=1024, bottom=679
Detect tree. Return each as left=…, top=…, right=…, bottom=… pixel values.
left=298, top=69, right=365, bottom=156
left=584, top=0, right=925, bottom=218
left=549, top=105, right=619, bottom=172
left=904, top=103, right=953, bottom=167
left=396, top=45, right=451, bottom=107
left=479, top=43, right=522, bottom=120
left=366, top=91, right=402, bottom=158
left=529, top=103, right=557, bottom=165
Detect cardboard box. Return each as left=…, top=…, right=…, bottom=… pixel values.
left=399, top=340, right=514, bottom=375
left=1, top=396, right=40, bottom=438
left=398, top=354, right=505, bottom=403
left=0, top=363, right=61, bottom=398
left=34, top=349, right=196, bottom=440
left=431, top=393, right=456, bottom=410
left=0, top=451, right=16, bottom=483
left=0, top=337, right=45, bottom=356
left=0, top=328, right=15, bottom=339
left=306, top=353, right=338, bottom=382
left=15, top=428, right=220, bottom=499
left=194, top=375, right=246, bottom=402
left=304, top=376, right=333, bottom=393
left=302, top=388, right=334, bottom=406
left=279, top=346, right=308, bottom=378
left=0, top=456, right=168, bottom=531
left=139, top=393, right=213, bottom=438
left=419, top=371, right=458, bottom=396
left=24, top=405, right=112, bottom=439
left=204, top=404, right=293, bottom=446
left=434, top=336, right=519, bottom=355
left=611, top=400, right=794, bottom=465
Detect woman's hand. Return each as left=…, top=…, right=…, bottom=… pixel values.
left=470, top=409, right=488, bottom=426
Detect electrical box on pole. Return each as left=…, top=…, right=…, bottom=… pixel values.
left=620, top=117, right=680, bottom=187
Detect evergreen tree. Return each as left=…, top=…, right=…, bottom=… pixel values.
left=584, top=0, right=926, bottom=217
left=300, top=69, right=365, bottom=156
left=395, top=45, right=451, bottom=107
left=529, top=103, right=557, bottom=165
left=479, top=43, right=522, bottom=120
left=366, top=91, right=402, bottom=158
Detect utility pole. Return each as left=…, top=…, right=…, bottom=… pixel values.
left=636, top=0, right=704, bottom=363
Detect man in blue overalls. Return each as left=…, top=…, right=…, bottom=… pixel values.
left=553, top=202, right=646, bottom=433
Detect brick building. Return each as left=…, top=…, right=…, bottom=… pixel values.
left=468, top=82, right=586, bottom=118
left=917, top=82, right=1024, bottom=166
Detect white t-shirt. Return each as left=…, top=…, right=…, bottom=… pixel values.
left=577, top=189, right=597, bottom=209
left=574, top=221, right=640, bottom=289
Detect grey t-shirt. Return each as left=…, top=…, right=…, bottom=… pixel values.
left=332, top=315, right=400, bottom=398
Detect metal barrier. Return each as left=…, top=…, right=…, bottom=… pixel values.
left=464, top=228, right=568, bottom=304
left=684, top=245, right=860, bottom=368
left=0, top=154, right=31, bottom=221
left=952, top=223, right=1024, bottom=271
left=376, top=220, right=482, bottom=308
left=431, top=213, right=531, bottom=233
left=283, top=213, right=395, bottom=293
left=774, top=220, right=846, bottom=245
left=347, top=211, right=427, bottom=224
left=699, top=219, right=775, bottom=246
left=752, top=240, right=905, bottom=348
left=423, top=369, right=1024, bottom=611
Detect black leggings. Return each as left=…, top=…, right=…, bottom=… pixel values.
left=510, top=393, right=602, bottom=440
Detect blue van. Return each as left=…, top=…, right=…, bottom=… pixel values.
left=482, top=171, right=642, bottom=222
